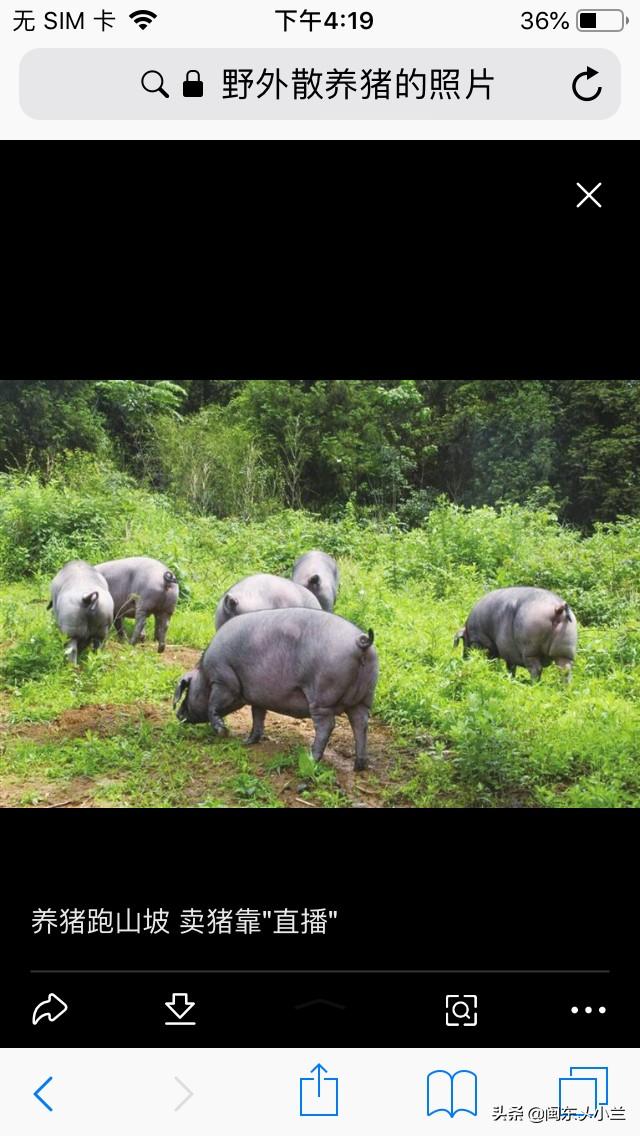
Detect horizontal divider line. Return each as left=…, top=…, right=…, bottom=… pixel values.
left=31, top=969, right=612, bottom=976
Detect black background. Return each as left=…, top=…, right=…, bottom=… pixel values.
left=8, top=816, right=633, bottom=1045
left=4, top=139, right=636, bottom=1049
left=10, top=142, right=633, bottom=381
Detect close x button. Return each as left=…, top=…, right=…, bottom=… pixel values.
left=576, top=181, right=603, bottom=207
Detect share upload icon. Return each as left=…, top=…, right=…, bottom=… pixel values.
left=300, top=1064, right=340, bottom=1117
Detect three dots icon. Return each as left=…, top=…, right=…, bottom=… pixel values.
left=571, top=1006, right=607, bottom=1015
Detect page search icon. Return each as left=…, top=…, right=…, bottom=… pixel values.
left=446, top=995, right=479, bottom=1027
left=141, top=70, right=169, bottom=98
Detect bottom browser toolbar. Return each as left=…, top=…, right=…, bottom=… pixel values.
left=4, top=1048, right=636, bottom=1135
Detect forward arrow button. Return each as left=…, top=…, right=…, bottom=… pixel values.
left=175, top=1077, right=195, bottom=1112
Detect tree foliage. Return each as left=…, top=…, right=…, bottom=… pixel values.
left=1, top=378, right=638, bottom=527
left=0, top=380, right=105, bottom=469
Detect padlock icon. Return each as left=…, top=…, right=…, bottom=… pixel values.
left=183, top=70, right=204, bottom=98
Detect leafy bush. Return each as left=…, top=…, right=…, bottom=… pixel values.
left=0, top=456, right=132, bottom=578
left=94, top=380, right=188, bottom=480
left=0, top=379, right=109, bottom=470
left=148, top=407, right=282, bottom=519
left=0, top=630, right=61, bottom=689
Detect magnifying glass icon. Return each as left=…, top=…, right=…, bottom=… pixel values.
left=451, top=1001, right=472, bottom=1022
left=141, top=70, right=170, bottom=99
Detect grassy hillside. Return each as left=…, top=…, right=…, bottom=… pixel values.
left=1, top=458, right=639, bottom=808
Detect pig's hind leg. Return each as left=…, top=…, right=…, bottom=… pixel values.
left=245, top=707, right=267, bottom=746
left=154, top=612, right=170, bottom=654
left=130, top=605, right=150, bottom=646
left=114, top=616, right=128, bottom=642
left=524, top=656, right=544, bottom=682
left=347, top=705, right=370, bottom=773
left=309, top=706, right=337, bottom=764
left=554, top=657, right=573, bottom=683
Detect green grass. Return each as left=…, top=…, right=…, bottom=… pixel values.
left=1, top=477, right=639, bottom=808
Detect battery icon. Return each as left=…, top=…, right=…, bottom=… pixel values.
left=577, top=9, right=627, bottom=30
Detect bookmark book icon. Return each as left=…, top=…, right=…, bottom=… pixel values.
left=427, top=1071, right=478, bottom=1118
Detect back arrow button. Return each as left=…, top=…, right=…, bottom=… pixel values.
left=34, top=1077, right=54, bottom=1113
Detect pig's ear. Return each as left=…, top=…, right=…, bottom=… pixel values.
left=224, top=594, right=240, bottom=616
left=454, top=628, right=466, bottom=648
left=308, top=574, right=321, bottom=593
left=173, top=675, right=192, bottom=709
left=83, top=591, right=99, bottom=608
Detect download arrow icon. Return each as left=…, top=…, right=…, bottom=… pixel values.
left=165, top=993, right=196, bottom=1024
left=32, top=994, right=69, bottom=1026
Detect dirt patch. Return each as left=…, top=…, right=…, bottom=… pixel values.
left=0, top=774, right=125, bottom=809
left=159, top=646, right=203, bottom=669
left=103, top=640, right=202, bottom=669
left=1, top=703, right=168, bottom=744
left=225, top=707, right=400, bottom=809
left=0, top=696, right=404, bottom=809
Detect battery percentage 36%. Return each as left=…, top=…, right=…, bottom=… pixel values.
left=521, top=10, right=571, bottom=28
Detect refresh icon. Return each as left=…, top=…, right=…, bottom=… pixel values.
left=572, top=66, right=603, bottom=101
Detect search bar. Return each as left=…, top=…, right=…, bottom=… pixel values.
left=20, top=49, right=621, bottom=120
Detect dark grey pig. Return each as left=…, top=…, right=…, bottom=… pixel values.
left=292, top=550, right=340, bottom=613
left=48, top=560, right=114, bottom=664
left=455, top=586, right=578, bottom=681
left=215, top=573, right=321, bottom=631
left=174, top=609, right=379, bottom=772
left=95, top=556, right=179, bottom=653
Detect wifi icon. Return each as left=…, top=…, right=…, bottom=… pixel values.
left=129, top=9, right=158, bottom=29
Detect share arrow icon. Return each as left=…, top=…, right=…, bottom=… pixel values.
left=32, top=994, right=69, bottom=1026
